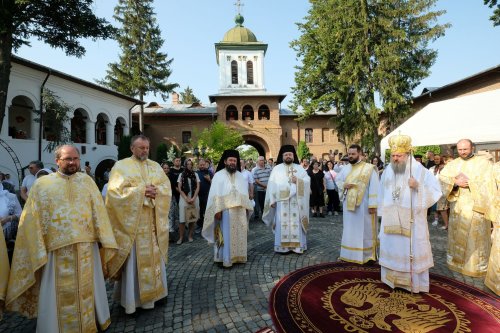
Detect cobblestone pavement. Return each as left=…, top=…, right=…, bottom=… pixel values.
left=1, top=214, right=494, bottom=332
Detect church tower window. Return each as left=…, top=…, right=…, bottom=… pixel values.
left=246, top=61, right=254, bottom=84
left=305, top=128, right=313, bottom=143
left=226, top=105, right=238, bottom=120
left=242, top=105, right=254, bottom=120
left=258, top=105, right=270, bottom=120
left=231, top=60, right=238, bottom=84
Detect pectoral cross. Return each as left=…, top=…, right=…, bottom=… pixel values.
left=287, top=166, right=297, bottom=184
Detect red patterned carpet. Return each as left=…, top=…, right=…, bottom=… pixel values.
left=269, top=262, right=500, bottom=333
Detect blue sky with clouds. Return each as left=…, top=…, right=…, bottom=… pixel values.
left=14, top=0, right=500, bottom=107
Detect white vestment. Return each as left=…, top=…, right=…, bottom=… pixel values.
left=336, top=162, right=379, bottom=263
left=378, top=157, right=441, bottom=293
left=263, top=163, right=311, bottom=253
left=202, top=169, right=253, bottom=267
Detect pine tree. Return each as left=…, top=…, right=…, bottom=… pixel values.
left=180, top=86, right=201, bottom=104
left=291, top=0, right=449, bottom=155
left=484, top=0, right=500, bottom=26
left=99, top=0, right=178, bottom=132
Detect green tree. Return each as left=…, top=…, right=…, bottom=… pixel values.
left=37, top=89, right=72, bottom=152
left=191, top=121, right=244, bottom=163
left=117, top=134, right=132, bottom=160
left=156, top=143, right=168, bottom=163
left=290, top=0, right=448, bottom=155
left=0, top=0, right=115, bottom=134
left=238, top=145, right=259, bottom=161
left=484, top=0, right=500, bottom=26
left=99, top=0, right=178, bottom=132
left=179, top=86, right=200, bottom=104
left=297, top=141, right=311, bottom=160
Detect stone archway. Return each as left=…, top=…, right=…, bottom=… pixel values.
left=242, top=134, right=269, bottom=158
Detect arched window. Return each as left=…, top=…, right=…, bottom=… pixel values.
left=242, top=105, right=254, bottom=120
left=305, top=128, right=313, bottom=143
left=71, top=109, right=87, bottom=143
left=226, top=105, right=238, bottom=121
left=9, top=95, right=34, bottom=139
left=95, top=114, right=108, bottom=145
left=246, top=61, right=254, bottom=84
left=114, top=117, right=126, bottom=145
left=258, top=105, right=270, bottom=120
left=231, top=60, right=238, bottom=84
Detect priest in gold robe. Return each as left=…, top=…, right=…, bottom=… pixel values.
left=6, top=145, right=118, bottom=332
left=0, top=228, right=8, bottom=320
left=439, top=139, right=495, bottom=277
left=485, top=161, right=499, bottom=295
left=202, top=150, right=253, bottom=267
left=378, top=135, right=441, bottom=293
left=106, top=135, right=171, bottom=314
left=263, top=145, right=311, bottom=254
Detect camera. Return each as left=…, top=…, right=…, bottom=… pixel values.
left=85, top=161, right=90, bottom=167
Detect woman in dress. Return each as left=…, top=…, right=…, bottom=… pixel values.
left=308, top=161, right=326, bottom=217
left=324, top=161, right=341, bottom=216
left=177, top=159, right=200, bottom=244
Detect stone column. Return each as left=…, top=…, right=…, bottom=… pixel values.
left=86, top=120, right=95, bottom=145
left=106, top=122, right=114, bottom=146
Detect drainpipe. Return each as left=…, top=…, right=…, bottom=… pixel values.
left=128, top=102, right=140, bottom=135
left=38, top=70, right=51, bottom=160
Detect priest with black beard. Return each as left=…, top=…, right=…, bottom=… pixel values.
left=263, top=145, right=311, bottom=254
left=201, top=149, right=253, bottom=267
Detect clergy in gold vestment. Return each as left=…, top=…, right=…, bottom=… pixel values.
left=6, top=145, right=118, bottom=333
left=106, top=135, right=171, bottom=314
left=439, top=139, right=495, bottom=277
left=336, top=144, right=379, bottom=264
left=202, top=150, right=253, bottom=267
left=485, top=161, right=499, bottom=295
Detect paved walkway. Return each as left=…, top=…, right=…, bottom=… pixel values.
left=1, top=214, right=493, bottom=332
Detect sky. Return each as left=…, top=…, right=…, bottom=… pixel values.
left=14, top=0, right=500, bottom=108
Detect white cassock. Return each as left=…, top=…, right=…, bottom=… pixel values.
left=378, top=157, right=441, bottom=293
left=336, top=162, right=379, bottom=264
left=202, top=169, right=253, bottom=267
left=263, top=163, right=311, bottom=254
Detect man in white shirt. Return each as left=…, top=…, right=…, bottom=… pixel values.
left=20, top=160, right=43, bottom=201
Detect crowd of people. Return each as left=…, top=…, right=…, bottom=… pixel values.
left=0, top=134, right=498, bottom=331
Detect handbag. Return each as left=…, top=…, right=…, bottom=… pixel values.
left=185, top=204, right=198, bottom=223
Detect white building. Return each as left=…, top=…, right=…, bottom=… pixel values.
left=1, top=56, right=142, bottom=188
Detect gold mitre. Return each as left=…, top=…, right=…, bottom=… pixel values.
left=388, top=134, right=412, bottom=153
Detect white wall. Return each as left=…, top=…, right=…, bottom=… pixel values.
left=1, top=61, right=136, bottom=187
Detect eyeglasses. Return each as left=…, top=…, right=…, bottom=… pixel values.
left=59, top=157, right=80, bottom=163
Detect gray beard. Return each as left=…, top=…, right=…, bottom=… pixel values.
left=226, top=165, right=237, bottom=173
left=392, top=161, right=407, bottom=174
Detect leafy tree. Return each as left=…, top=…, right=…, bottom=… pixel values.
left=290, top=0, right=449, bottom=155
left=191, top=121, right=244, bottom=164
left=297, top=141, right=311, bottom=160
left=238, top=145, right=259, bottom=161
left=99, top=0, right=178, bottom=132
left=484, top=0, right=500, bottom=26
left=117, top=134, right=132, bottom=160
left=156, top=143, right=168, bottom=163
left=0, top=0, right=116, bottom=134
left=180, top=86, right=200, bottom=104
left=37, top=89, right=72, bottom=152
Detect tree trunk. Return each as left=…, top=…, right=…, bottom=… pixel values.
left=139, top=92, right=144, bottom=133
left=373, top=125, right=381, bottom=157
left=0, top=29, right=14, bottom=136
